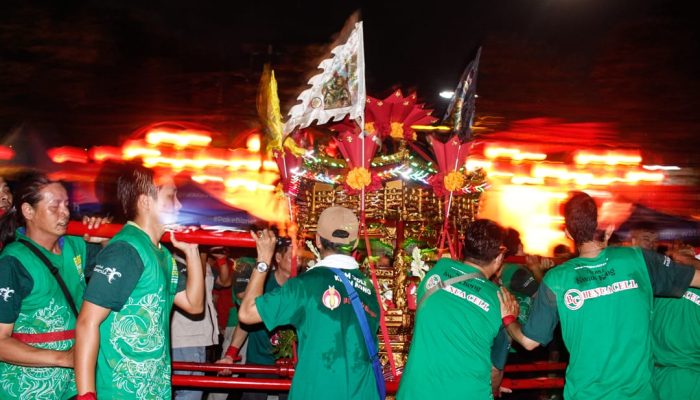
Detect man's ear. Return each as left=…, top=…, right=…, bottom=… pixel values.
left=21, top=203, right=34, bottom=221
left=564, top=228, right=573, bottom=241
left=315, top=233, right=321, bottom=249
left=137, top=193, right=151, bottom=214
left=275, top=251, right=282, bottom=265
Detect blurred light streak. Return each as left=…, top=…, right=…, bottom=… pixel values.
left=145, top=129, right=212, bottom=149
left=47, top=147, right=88, bottom=164
left=574, top=151, right=641, bottom=165
left=484, top=145, right=547, bottom=161
left=642, top=165, right=680, bottom=171
left=0, top=145, right=15, bottom=160
left=478, top=185, right=569, bottom=255
left=246, top=134, right=261, bottom=153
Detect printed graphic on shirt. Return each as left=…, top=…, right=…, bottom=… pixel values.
left=110, top=292, right=168, bottom=398
left=322, top=286, right=341, bottom=310
left=683, top=290, right=700, bottom=306
left=466, top=294, right=490, bottom=312
left=564, top=279, right=638, bottom=310
left=333, top=272, right=372, bottom=295
left=425, top=274, right=441, bottom=290
left=93, top=265, right=123, bottom=283
left=0, top=287, right=14, bottom=302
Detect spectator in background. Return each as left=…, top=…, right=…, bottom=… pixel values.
left=552, top=244, right=573, bottom=260
left=172, top=246, right=232, bottom=400
left=629, top=221, right=658, bottom=251
left=218, top=237, right=299, bottom=400
left=0, top=176, right=12, bottom=217
left=500, top=228, right=540, bottom=325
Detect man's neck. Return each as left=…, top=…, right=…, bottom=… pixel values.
left=463, top=260, right=492, bottom=279
left=25, top=227, right=60, bottom=254
left=132, top=216, right=163, bottom=245
left=274, top=269, right=290, bottom=286
left=577, top=241, right=603, bottom=258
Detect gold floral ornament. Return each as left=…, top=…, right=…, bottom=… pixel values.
left=443, top=171, right=466, bottom=192
left=347, top=167, right=372, bottom=190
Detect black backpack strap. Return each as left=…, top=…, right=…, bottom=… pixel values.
left=19, top=239, right=79, bottom=317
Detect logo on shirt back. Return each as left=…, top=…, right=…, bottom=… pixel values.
left=564, top=279, right=638, bottom=310
left=0, top=287, right=14, bottom=302
left=322, top=285, right=341, bottom=310
left=94, top=265, right=123, bottom=283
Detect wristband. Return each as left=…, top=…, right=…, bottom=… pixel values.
left=502, top=315, right=517, bottom=326
left=77, top=393, right=97, bottom=400
left=225, top=345, right=241, bottom=362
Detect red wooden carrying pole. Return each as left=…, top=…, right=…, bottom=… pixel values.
left=172, top=362, right=295, bottom=378
left=66, top=221, right=256, bottom=248
left=172, top=375, right=292, bottom=391
left=504, top=361, right=567, bottom=373
left=171, top=363, right=565, bottom=392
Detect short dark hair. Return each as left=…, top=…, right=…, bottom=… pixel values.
left=117, top=164, right=157, bottom=221
left=503, top=228, right=522, bottom=257
left=319, top=236, right=353, bottom=255
left=630, top=221, right=657, bottom=233
left=462, top=219, right=505, bottom=266
left=563, top=191, right=598, bottom=245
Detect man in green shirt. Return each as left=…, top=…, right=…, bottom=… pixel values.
left=218, top=238, right=298, bottom=400
left=397, top=219, right=512, bottom=400
left=238, top=206, right=381, bottom=400
left=0, top=173, right=105, bottom=400
left=75, top=165, right=205, bottom=399
left=651, top=252, right=700, bottom=399
left=500, top=191, right=700, bottom=400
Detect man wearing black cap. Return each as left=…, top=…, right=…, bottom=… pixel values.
left=238, top=206, right=381, bottom=400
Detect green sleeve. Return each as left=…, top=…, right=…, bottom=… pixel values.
left=255, top=276, right=306, bottom=331
left=83, top=243, right=103, bottom=278
left=642, top=249, right=694, bottom=297
left=522, top=282, right=559, bottom=345
left=83, top=241, right=144, bottom=311
left=0, top=257, right=34, bottom=323
left=490, top=326, right=511, bottom=370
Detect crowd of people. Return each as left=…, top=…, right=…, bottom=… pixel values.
left=0, top=165, right=698, bottom=400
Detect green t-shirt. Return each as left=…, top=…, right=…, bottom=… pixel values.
left=397, top=258, right=510, bottom=400
left=256, top=258, right=381, bottom=400
left=523, top=247, right=693, bottom=400
left=651, top=287, right=700, bottom=399
left=83, top=223, right=184, bottom=399
left=227, top=257, right=255, bottom=328
left=245, top=273, right=282, bottom=365
left=501, top=263, right=537, bottom=325
left=0, top=231, right=99, bottom=400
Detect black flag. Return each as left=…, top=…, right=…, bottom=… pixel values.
left=443, top=47, right=481, bottom=141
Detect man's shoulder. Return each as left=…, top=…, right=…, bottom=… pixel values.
left=102, top=239, right=138, bottom=255
left=0, top=253, right=25, bottom=270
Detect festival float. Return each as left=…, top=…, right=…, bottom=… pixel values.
left=15, top=16, right=688, bottom=397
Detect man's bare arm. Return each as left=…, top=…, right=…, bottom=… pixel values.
left=0, top=322, right=73, bottom=367
left=238, top=230, right=276, bottom=325
left=75, top=301, right=111, bottom=395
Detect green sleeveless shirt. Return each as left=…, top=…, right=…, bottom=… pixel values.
left=0, top=231, right=93, bottom=400
left=86, top=223, right=179, bottom=399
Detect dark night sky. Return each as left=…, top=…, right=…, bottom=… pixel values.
left=1, top=0, right=699, bottom=166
